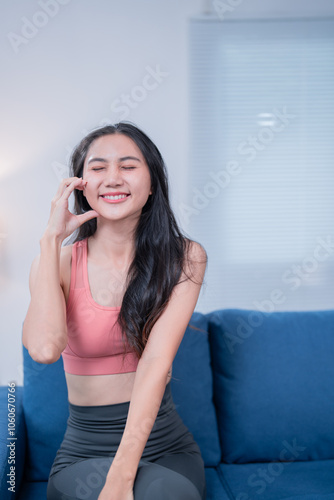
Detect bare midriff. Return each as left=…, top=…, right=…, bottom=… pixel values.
left=65, top=370, right=172, bottom=406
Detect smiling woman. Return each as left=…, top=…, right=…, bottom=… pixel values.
left=22, top=122, right=207, bottom=500
left=81, top=133, right=152, bottom=221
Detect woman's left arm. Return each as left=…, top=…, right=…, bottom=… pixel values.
left=98, top=241, right=207, bottom=499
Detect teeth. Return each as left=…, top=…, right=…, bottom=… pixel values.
left=103, top=194, right=128, bottom=200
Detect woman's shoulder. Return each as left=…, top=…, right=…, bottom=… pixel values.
left=181, top=238, right=207, bottom=284
left=184, top=238, right=207, bottom=262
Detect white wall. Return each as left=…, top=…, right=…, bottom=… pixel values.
left=1, top=0, right=334, bottom=385
left=0, top=0, right=202, bottom=385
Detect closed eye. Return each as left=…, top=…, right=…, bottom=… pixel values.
left=90, top=166, right=135, bottom=171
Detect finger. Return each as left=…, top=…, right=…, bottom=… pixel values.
left=53, top=177, right=83, bottom=201
left=76, top=210, right=99, bottom=225
left=75, top=180, right=88, bottom=192
left=60, top=178, right=87, bottom=202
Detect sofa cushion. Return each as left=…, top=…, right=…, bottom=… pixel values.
left=171, top=312, right=221, bottom=466
left=23, top=346, right=69, bottom=481
left=205, top=467, right=230, bottom=500
left=218, top=459, right=334, bottom=499
left=208, top=309, right=334, bottom=463
left=17, top=480, right=48, bottom=500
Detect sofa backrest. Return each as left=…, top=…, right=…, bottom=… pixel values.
left=23, top=347, right=69, bottom=481
left=22, top=311, right=221, bottom=481
left=171, top=312, right=221, bottom=466
left=208, top=308, right=334, bottom=464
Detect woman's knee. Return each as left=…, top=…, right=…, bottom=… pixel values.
left=47, top=458, right=113, bottom=500
left=134, top=461, right=203, bottom=500
left=47, top=458, right=204, bottom=500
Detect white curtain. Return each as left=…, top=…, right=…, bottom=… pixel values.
left=186, top=18, right=334, bottom=313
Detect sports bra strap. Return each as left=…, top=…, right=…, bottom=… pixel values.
left=69, top=240, right=85, bottom=290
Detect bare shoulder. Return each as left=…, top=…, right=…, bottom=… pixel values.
left=185, top=239, right=207, bottom=261
left=182, top=238, right=208, bottom=284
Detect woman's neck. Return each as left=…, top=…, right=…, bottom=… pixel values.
left=88, top=218, right=137, bottom=268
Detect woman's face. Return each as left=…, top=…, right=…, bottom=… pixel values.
left=82, top=133, right=152, bottom=222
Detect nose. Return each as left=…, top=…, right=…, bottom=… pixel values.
left=103, top=166, right=123, bottom=187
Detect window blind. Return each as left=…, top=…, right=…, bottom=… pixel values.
left=187, top=18, right=334, bottom=313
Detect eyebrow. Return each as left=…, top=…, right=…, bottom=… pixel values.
left=87, top=156, right=141, bottom=164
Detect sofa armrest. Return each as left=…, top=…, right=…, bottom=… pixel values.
left=0, top=385, right=26, bottom=500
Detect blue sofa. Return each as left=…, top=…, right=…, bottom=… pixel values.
left=1, top=308, right=334, bottom=499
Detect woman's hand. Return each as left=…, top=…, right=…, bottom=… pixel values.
left=44, top=177, right=98, bottom=242
left=97, top=465, right=134, bottom=500
left=97, top=482, right=134, bottom=500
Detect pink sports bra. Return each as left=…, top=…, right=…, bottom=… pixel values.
left=61, top=238, right=139, bottom=376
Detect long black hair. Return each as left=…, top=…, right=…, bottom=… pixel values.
left=69, top=122, right=205, bottom=357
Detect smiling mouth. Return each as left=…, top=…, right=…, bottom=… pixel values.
left=101, top=194, right=130, bottom=200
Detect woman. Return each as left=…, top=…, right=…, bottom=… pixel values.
left=22, top=122, right=207, bottom=500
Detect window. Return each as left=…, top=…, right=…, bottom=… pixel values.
left=186, top=18, right=334, bottom=312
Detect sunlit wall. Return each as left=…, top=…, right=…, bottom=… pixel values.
left=0, top=0, right=202, bottom=385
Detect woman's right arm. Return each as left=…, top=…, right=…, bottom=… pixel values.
left=22, top=233, right=67, bottom=364
left=22, top=177, right=98, bottom=364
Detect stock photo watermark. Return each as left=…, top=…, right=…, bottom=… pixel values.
left=7, top=0, right=72, bottom=54
left=52, top=64, right=169, bottom=182
left=212, top=0, right=244, bottom=20
left=179, top=106, right=296, bottom=224
left=110, top=65, right=169, bottom=121
left=7, top=382, right=17, bottom=493
left=235, top=439, right=307, bottom=499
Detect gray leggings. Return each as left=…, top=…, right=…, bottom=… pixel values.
left=47, top=383, right=206, bottom=500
